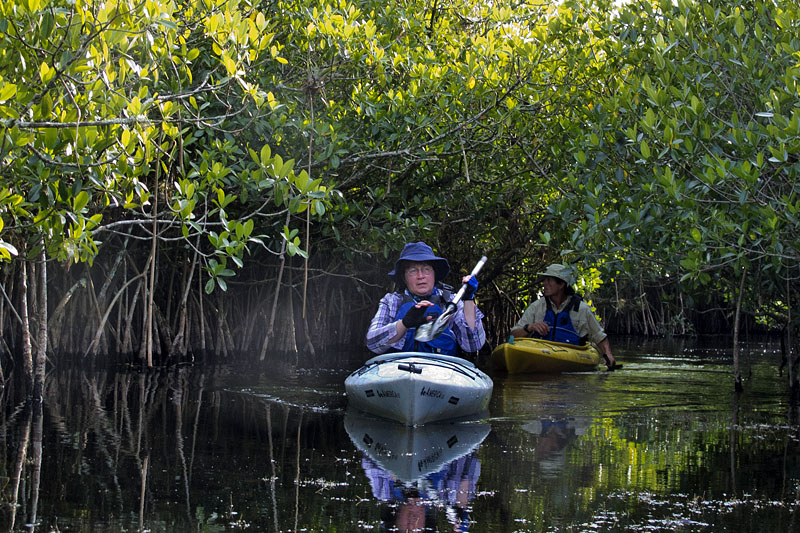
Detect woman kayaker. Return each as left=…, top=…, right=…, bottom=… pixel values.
left=510, top=263, right=617, bottom=369
left=366, top=241, right=486, bottom=355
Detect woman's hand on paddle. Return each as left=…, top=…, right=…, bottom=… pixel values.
left=401, top=302, right=435, bottom=329
left=462, top=275, right=479, bottom=300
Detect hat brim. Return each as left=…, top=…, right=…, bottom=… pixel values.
left=390, top=258, right=450, bottom=283
left=538, top=271, right=571, bottom=285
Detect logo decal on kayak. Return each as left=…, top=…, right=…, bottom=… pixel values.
left=418, top=449, right=443, bottom=472
left=448, top=396, right=460, bottom=405
left=376, top=389, right=399, bottom=398
left=420, top=387, right=444, bottom=399
left=375, top=442, right=392, bottom=457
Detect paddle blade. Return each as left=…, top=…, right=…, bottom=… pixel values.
left=414, top=303, right=456, bottom=342
left=602, top=353, right=623, bottom=371
left=414, top=255, right=487, bottom=343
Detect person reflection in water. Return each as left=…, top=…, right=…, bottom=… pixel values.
left=362, top=452, right=481, bottom=532
left=381, top=487, right=435, bottom=532
left=523, top=418, right=588, bottom=478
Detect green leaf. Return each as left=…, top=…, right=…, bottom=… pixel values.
left=260, top=144, right=271, bottom=165
left=73, top=191, right=90, bottom=212
left=0, top=83, right=17, bottom=103
left=734, top=15, right=745, bottom=37
left=640, top=140, right=651, bottom=159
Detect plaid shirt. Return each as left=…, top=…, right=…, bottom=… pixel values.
left=366, top=290, right=486, bottom=354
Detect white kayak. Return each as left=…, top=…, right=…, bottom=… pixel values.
left=345, top=352, right=493, bottom=425
left=344, top=409, right=491, bottom=482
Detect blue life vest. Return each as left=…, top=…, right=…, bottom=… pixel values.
left=533, top=295, right=586, bottom=345
left=394, top=288, right=457, bottom=355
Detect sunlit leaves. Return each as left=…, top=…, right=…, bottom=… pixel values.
left=282, top=226, right=307, bottom=258
left=0, top=0, right=301, bottom=289
left=0, top=83, right=17, bottom=102
left=554, top=0, right=800, bottom=327
left=39, top=62, right=55, bottom=83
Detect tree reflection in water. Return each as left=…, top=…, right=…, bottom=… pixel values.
left=0, top=343, right=798, bottom=532
left=7, top=399, right=43, bottom=530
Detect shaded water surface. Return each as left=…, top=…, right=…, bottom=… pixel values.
left=2, top=337, right=799, bottom=531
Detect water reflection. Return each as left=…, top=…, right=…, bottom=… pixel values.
left=345, top=410, right=489, bottom=532
left=6, top=399, right=44, bottom=531
left=1, top=339, right=798, bottom=531
left=521, top=417, right=591, bottom=478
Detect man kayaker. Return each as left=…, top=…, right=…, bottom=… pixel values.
left=510, top=263, right=617, bottom=369
left=366, top=241, right=486, bottom=355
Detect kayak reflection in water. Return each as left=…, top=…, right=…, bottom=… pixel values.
left=361, top=452, right=481, bottom=532
left=344, top=411, right=489, bottom=531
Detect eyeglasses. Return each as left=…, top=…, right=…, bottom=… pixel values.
left=406, top=266, right=434, bottom=276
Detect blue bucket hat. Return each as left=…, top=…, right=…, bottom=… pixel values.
left=388, top=242, right=450, bottom=284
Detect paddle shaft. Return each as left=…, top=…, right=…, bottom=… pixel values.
left=414, top=255, right=487, bottom=342
left=450, top=255, right=488, bottom=306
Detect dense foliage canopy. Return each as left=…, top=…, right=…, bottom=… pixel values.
left=0, top=0, right=798, bottom=379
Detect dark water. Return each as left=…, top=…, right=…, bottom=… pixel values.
left=2, top=337, right=799, bottom=532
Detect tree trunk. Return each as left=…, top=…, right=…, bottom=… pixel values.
left=87, top=271, right=148, bottom=357
left=170, top=242, right=200, bottom=358
left=138, top=281, right=149, bottom=363
left=787, top=276, right=797, bottom=392
left=33, top=249, right=48, bottom=400
left=287, top=263, right=298, bottom=358
left=261, top=211, right=293, bottom=360
left=49, top=277, right=86, bottom=353
left=145, top=141, right=162, bottom=367
left=20, top=261, right=33, bottom=390
left=145, top=241, right=157, bottom=367
left=198, top=269, right=206, bottom=352
left=83, top=265, right=108, bottom=353
left=732, top=268, right=746, bottom=392
left=122, top=279, right=143, bottom=354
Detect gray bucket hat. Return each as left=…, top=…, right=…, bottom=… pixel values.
left=538, top=263, right=575, bottom=285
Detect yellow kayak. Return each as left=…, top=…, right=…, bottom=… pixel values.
left=491, top=337, right=601, bottom=374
